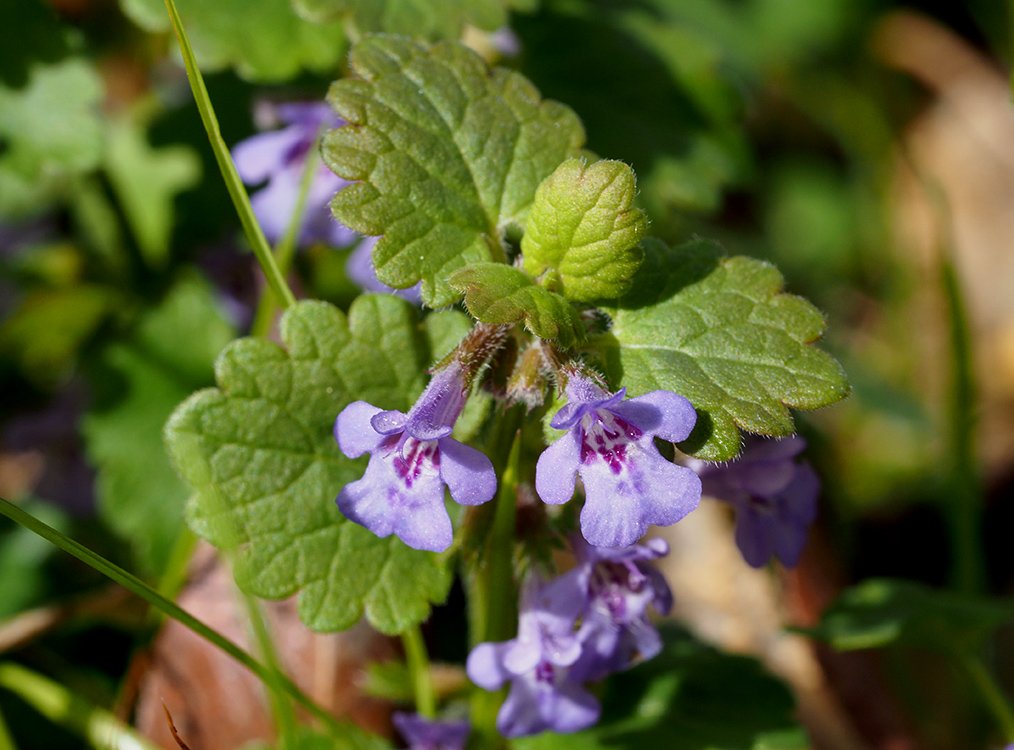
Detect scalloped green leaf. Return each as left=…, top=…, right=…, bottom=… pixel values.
left=120, top=0, right=346, bottom=81
left=292, top=0, right=506, bottom=39
left=165, top=296, right=454, bottom=634
left=522, top=158, right=646, bottom=302
left=323, top=35, right=585, bottom=307
left=449, top=263, right=584, bottom=346
left=598, top=238, right=848, bottom=460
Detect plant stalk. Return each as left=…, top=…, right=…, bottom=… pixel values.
left=0, top=497, right=342, bottom=736
left=0, top=663, right=159, bottom=750
left=964, top=655, right=1014, bottom=742
left=161, top=0, right=296, bottom=309
left=401, top=626, right=436, bottom=719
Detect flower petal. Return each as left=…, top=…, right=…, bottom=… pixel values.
left=496, top=678, right=544, bottom=738
left=439, top=438, right=496, bottom=506
left=336, top=454, right=450, bottom=551
left=782, top=463, right=820, bottom=524
left=370, top=409, right=407, bottom=436
left=548, top=682, right=600, bottom=734
left=611, top=390, right=697, bottom=442
left=503, top=641, right=542, bottom=675
left=334, top=401, right=385, bottom=458
left=535, top=429, right=581, bottom=505
left=734, top=507, right=774, bottom=568
left=579, top=449, right=700, bottom=548
left=771, top=517, right=809, bottom=567
left=232, top=128, right=304, bottom=184
left=467, top=642, right=511, bottom=690
left=336, top=456, right=397, bottom=538
left=392, top=488, right=453, bottom=553
left=249, top=167, right=303, bottom=242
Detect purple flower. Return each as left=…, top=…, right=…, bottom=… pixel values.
left=568, top=537, right=672, bottom=681
left=691, top=436, right=819, bottom=568
left=232, top=101, right=356, bottom=248
left=466, top=576, right=599, bottom=738
left=392, top=712, right=469, bottom=750
left=535, top=375, right=701, bottom=548
left=334, top=363, right=495, bottom=552
left=346, top=236, right=422, bottom=303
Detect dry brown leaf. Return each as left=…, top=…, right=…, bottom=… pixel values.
left=134, top=542, right=396, bottom=749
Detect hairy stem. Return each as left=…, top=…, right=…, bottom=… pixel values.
left=468, top=416, right=522, bottom=750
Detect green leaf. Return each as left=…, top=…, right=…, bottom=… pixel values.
left=598, top=238, right=847, bottom=460
left=798, top=579, right=1014, bottom=656
left=0, top=286, right=112, bottom=385
left=449, top=263, right=584, bottom=346
left=83, top=277, right=234, bottom=575
left=292, top=0, right=506, bottom=39
left=0, top=58, right=103, bottom=218
left=104, top=111, right=202, bottom=269
left=423, top=309, right=473, bottom=363
left=323, top=35, right=585, bottom=307
left=516, top=626, right=804, bottom=750
left=522, top=158, right=646, bottom=302
left=165, top=296, right=453, bottom=634
left=120, top=0, right=346, bottom=81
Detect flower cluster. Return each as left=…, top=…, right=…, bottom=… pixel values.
left=334, top=363, right=703, bottom=553
left=466, top=538, right=673, bottom=737
left=233, top=101, right=419, bottom=300
left=334, top=361, right=496, bottom=552
left=536, top=373, right=702, bottom=548
left=689, top=436, right=820, bottom=568
left=232, top=101, right=355, bottom=248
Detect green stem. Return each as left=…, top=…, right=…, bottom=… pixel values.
left=242, top=594, right=298, bottom=748
left=0, top=704, right=15, bottom=750
left=941, top=256, right=983, bottom=594
left=161, top=0, right=296, bottom=310
left=0, top=662, right=159, bottom=750
left=468, top=418, right=522, bottom=750
left=250, top=131, right=321, bottom=338
left=401, top=626, right=435, bottom=719
left=964, top=655, right=1014, bottom=742
left=0, top=498, right=341, bottom=736
left=150, top=526, right=197, bottom=627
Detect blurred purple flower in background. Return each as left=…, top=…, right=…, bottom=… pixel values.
left=232, top=101, right=356, bottom=248
left=345, top=236, right=422, bottom=304
left=567, top=537, right=672, bottom=681
left=466, top=576, right=599, bottom=738
left=392, top=712, right=469, bottom=750
left=334, top=362, right=495, bottom=552
left=690, top=436, right=820, bottom=568
left=535, top=374, right=701, bottom=548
